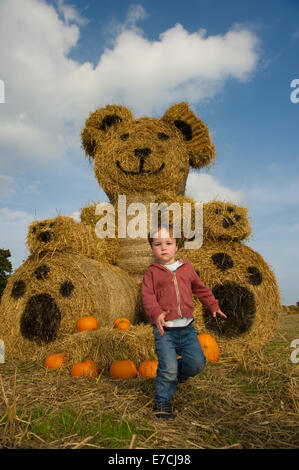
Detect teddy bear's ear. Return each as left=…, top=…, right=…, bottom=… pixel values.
left=161, top=102, right=216, bottom=168
left=81, top=105, right=134, bottom=159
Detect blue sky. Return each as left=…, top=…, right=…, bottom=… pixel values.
left=0, top=0, right=298, bottom=305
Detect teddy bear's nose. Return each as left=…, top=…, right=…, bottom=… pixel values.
left=37, top=230, right=52, bottom=243
left=134, top=148, right=151, bottom=159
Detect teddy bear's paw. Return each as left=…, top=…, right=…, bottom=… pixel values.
left=0, top=252, right=140, bottom=361
left=27, top=215, right=103, bottom=260
left=202, top=201, right=251, bottom=242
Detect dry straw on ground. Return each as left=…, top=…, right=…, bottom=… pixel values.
left=0, top=312, right=298, bottom=449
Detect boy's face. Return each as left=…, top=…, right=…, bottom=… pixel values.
left=151, top=227, right=178, bottom=265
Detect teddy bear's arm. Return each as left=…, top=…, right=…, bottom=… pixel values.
left=153, top=192, right=251, bottom=243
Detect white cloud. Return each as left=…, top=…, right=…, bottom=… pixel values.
left=70, top=210, right=81, bottom=222
left=0, top=0, right=260, bottom=172
left=185, top=173, right=244, bottom=203
left=56, top=0, right=88, bottom=26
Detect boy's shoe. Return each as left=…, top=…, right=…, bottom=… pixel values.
left=153, top=402, right=176, bottom=420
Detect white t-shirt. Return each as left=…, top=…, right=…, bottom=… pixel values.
left=160, top=260, right=193, bottom=328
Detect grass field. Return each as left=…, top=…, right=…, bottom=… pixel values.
left=0, top=312, right=298, bottom=449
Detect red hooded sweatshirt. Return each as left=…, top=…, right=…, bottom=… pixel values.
left=142, top=258, right=220, bottom=324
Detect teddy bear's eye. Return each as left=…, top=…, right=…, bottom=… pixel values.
left=212, top=253, right=234, bottom=272
left=60, top=280, right=75, bottom=297
left=215, top=208, right=221, bottom=214
left=248, top=267, right=263, bottom=286
left=157, top=132, right=170, bottom=141
left=227, top=206, right=234, bottom=212
left=120, top=133, right=130, bottom=141
left=34, top=265, right=50, bottom=280
left=11, top=280, right=26, bottom=299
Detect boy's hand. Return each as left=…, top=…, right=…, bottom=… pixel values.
left=156, top=311, right=169, bottom=335
left=212, top=309, right=227, bottom=319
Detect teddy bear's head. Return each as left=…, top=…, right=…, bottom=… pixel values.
left=81, top=103, right=215, bottom=203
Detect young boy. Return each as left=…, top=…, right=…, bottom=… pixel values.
left=142, top=224, right=227, bottom=419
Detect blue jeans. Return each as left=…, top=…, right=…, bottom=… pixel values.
left=153, top=322, right=206, bottom=405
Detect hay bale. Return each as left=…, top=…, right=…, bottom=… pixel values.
left=179, top=239, right=281, bottom=354
left=0, top=252, right=140, bottom=361
left=27, top=215, right=119, bottom=265
left=48, top=324, right=155, bottom=370
left=202, top=200, right=251, bottom=241
left=116, top=193, right=156, bottom=281
left=288, top=305, right=299, bottom=314
left=81, top=103, right=215, bottom=204
left=80, top=201, right=101, bottom=227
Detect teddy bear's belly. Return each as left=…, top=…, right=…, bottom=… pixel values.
left=116, top=193, right=157, bottom=283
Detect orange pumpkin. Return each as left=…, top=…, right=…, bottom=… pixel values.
left=76, top=315, right=99, bottom=332
left=113, top=317, right=131, bottom=331
left=138, top=358, right=158, bottom=379
left=70, top=359, right=99, bottom=378
left=44, top=353, right=66, bottom=370
left=197, top=333, right=220, bottom=363
left=110, top=360, right=137, bottom=379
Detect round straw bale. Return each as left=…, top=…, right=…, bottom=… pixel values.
left=0, top=252, right=139, bottom=361
left=179, top=239, right=281, bottom=354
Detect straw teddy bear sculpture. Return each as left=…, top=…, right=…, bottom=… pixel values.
left=0, top=103, right=281, bottom=362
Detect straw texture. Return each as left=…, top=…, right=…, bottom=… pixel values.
left=0, top=252, right=140, bottom=361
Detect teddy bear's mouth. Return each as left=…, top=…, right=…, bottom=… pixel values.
left=116, top=160, right=165, bottom=176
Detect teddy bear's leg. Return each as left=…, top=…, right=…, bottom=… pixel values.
left=0, top=252, right=139, bottom=361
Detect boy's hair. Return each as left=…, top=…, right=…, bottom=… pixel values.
left=148, top=223, right=180, bottom=247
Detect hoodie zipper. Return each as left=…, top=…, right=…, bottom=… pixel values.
left=172, top=271, right=183, bottom=318
left=151, top=260, right=187, bottom=319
